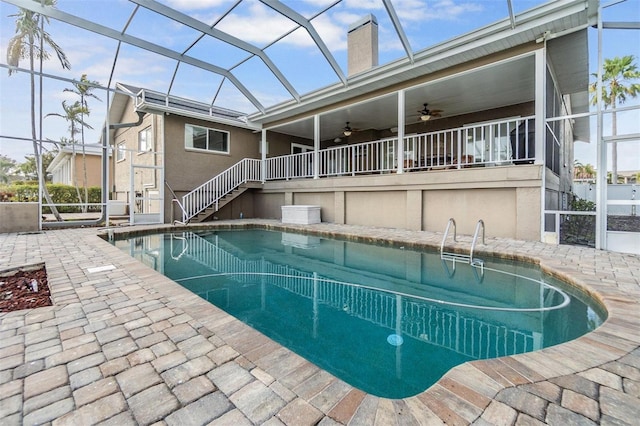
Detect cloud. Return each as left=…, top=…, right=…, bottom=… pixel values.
left=344, top=0, right=384, bottom=10
left=163, top=0, right=231, bottom=11
left=215, top=2, right=299, bottom=46
left=391, top=0, right=484, bottom=23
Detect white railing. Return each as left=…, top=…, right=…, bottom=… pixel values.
left=264, top=151, right=314, bottom=180
left=181, top=117, right=536, bottom=220
left=318, top=137, right=398, bottom=177
left=182, top=158, right=261, bottom=222
left=259, top=116, right=536, bottom=180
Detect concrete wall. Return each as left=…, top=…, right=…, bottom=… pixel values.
left=0, top=203, right=39, bottom=233
left=111, top=96, right=263, bottom=223
left=256, top=164, right=543, bottom=241
left=72, top=154, right=103, bottom=188
left=347, top=15, right=378, bottom=76
left=163, top=114, right=261, bottom=222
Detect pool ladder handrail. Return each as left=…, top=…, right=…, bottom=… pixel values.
left=440, top=218, right=457, bottom=253
left=469, top=219, right=485, bottom=265
left=170, top=232, right=189, bottom=260
left=440, top=219, right=485, bottom=281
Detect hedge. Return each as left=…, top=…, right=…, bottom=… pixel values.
left=0, top=183, right=102, bottom=213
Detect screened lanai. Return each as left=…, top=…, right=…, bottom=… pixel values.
left=0, top=0, right=638, bottom=252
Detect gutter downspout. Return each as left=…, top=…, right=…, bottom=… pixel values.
left=44, top=111, right=145, bottom=229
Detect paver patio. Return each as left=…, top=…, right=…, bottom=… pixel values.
left=0, top=220, right=638, bottom=425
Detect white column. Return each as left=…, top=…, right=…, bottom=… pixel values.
left=314, top=114, right=320, bottom=179
left=535, top=48, right=547, bottom=242
left=261, top=128, right=267, bottom=183
left=595, top=3, right=606, bottom=250
left=397, top=89, right=405, bottom=174
left=534, top=49, right=546, bottom=166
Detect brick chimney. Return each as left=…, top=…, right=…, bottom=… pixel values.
left=347, top=14, right=378, bottom=76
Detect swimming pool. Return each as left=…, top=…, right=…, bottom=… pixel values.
left=113, top=229, right=605, bottom=399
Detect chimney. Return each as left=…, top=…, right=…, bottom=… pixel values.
left=347, top=14, right=378, bottom=76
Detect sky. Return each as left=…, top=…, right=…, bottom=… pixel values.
left=0, top=0, right=639, bottom=172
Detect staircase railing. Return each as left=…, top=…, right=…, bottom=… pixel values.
left=165, top=180, right=187, bottom=225
left=182, top=158, right=262, bottom=223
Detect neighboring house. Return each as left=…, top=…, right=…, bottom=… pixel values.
left=47, top=145, right=109, bottom=188
left=107, top=0, right=593, bottom=241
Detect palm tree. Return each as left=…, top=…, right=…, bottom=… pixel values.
left=573, top=161, right=597, bottom=187
left=46, top=100, right=92, bottom=211
left=589, top=55, right=640, bottom=185
left=0, top=155, right=18, bottom=184
left=18, top=151, right=56, bottom=182
left=6, top=0, right=71, bottom=220
left=65, top=74, right=101, bottom=211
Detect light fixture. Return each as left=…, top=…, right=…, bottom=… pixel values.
left=343, top=122, right=352, bottom=136
left=334, top=137, right=342, bottom=143
left=420, top=114, right=431, bottom=121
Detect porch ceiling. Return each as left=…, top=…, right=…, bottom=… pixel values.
left=269, top=27, right=591, bottom=142
left=269, top=54, right=537, bottom=140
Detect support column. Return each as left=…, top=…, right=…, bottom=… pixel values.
left=406, top=190, right=422, bottom=231
left=314, top=114, right=320, bottom=179
left=534, top=49, right=546, bottom=167
left=397, top=89, right=405, bottom=174
left=261, top=128, right=267, bottom=183
left=534, top=48, right=547, bottom=242
left=334, top=191, right=345, bottom=224
left=595, top=4, right=607, bottom=250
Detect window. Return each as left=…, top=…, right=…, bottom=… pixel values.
left=185, top=124, right=229, bottom=154
left=464, top=119, right=517, bottom=165
left=138, top=126, right=152, bottom=152
left=116, top=142, right=126, bottom=162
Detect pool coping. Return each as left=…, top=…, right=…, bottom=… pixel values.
left=1, top=219, right=638, bottom=424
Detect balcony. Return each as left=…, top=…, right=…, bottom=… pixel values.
left=264, top=116, right=536, bottom=181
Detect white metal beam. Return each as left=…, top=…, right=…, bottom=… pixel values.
left=260, top=0, right=347, bottom=86
left=130, top=0, right=300, bottom=102
left=595, top=3, right=607, bottom=250
left=4, top=0, right=265, bottom=113
left=382, top=0, right=413, bottom=63
left=506, top=0, right=516, bottom=29
left=397, top=90, right=405, bottom=174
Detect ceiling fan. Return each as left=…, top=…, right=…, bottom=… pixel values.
left=343, top=122, right=354, bottom=136
left=417, top=103, right=443, bottom=121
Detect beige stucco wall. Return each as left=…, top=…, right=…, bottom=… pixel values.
left=163, top=114, right=261, bottom=222
left=254, top=192, right=286, bottom=219
left=292, top=192, right=335, bottom=223
left=71, top=154, right=103, bottom=188
left=346, top=191, right=407, bottom=229
left=111, top=96, right=263, bottom=223
left=423, top=189, right=517, bottom=237
left=256, top=165, right=543, bottom=241
left=0, top=203, right=39, bottom=233
left=112, top=102, right=160, bottom=204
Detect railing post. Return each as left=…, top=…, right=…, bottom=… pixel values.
left=261, top=129, right=267, bottom=183
left=351, top=147, right=356, bottom=176
left=457, top=129, right=462, bottom=169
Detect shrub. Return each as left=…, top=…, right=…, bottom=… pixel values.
left=0, top=183, right=102, bottom=213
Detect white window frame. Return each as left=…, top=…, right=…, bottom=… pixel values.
left=464, top=117, right=519, bottom=164
left=116, top=141, right=126, bottom=162
left=185, top=124, right=230, bottom=154
left=291, top=143, right=312, bottom=154
left=138, top=126, right=152, bottom=153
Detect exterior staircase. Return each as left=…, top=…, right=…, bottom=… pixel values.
left=189, top=182, right=261, bottom=223
left=181, top=158, right=262, bottom=223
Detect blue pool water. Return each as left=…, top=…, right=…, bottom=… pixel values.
left=114, top=229, right=605, bottom=399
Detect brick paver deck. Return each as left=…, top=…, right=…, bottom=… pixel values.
left=1, top=220, right=638, bottom=425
